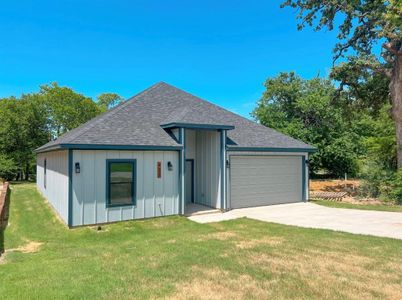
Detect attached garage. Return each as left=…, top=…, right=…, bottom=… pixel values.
left=229, top=155, right=306, bottom=209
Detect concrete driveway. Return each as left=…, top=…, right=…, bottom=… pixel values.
left=188, top=203, right=402, bottom=239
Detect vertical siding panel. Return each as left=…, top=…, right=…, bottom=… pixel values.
left=164, top=152, right=172, bottom=215
left=95, top=151, right=106, bottom=224
left=106, top=151, right=120, bottom=222
left=162, top=152, right=167, bottom=215
left=133, top=151, right=144, bottom=219
left=215, top=133, right=220, bottom=208
left=195, top=131, right=200, bottom=203
left=192, top=131, right=220, bottom=208
left=202, top=132, right=206, bottom=205
left=210, top=131, right=214, bottom=207
left=83, top=151, right=95, bottom=225
left=144, top=152, right=154, bottom=218
left=142, top=151, right=146, bottom=218
left=72, top=150, right=82, bottom=225
left=39, top=149, right=179, bottom=226
left=154, top=152, right=164, bottom=217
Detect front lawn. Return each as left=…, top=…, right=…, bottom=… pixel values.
left=312, top=199, right=402, bottom=213
left=2, top=183, right=402, bottom=299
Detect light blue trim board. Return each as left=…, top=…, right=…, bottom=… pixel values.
left=220, top=130, right=227, bottom=210
left=186, top=159, right=195, bottom=203
left=105, top=159, right=137, bottom=208
left=35, top=144, right=182, bottom=153
left=178, top=128, right=186, bottom=214
left=227, top=147, right=316, bottom=153
left=161, top=122, right=235, bottom=130
left=302, top=156, right=306, bottom=202
left=68, top=149, right=73, bottom=227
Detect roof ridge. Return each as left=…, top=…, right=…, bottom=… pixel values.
left=59, top=82, right=163, bottom=144
left=160, top=82, right=257, bottom=122
left=160, top=82, right=313, bottom=146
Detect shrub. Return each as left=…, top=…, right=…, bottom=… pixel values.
left=391, top=169, right=402, bottom=204
left=359, top=160, right=394, bottom=199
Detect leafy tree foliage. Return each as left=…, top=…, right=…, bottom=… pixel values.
left=252, top=72, right=391, bottom=178
left=282, top=0, right=402, bottom=168
left=0, top=154, right=18, bottom=181
left=0, top=83, right=107, bottom=180
left=0, top=95, right=48, bottom=180
left=40, top=83, right=102, bottom=139
left=97, top=93, right=125, bottom=111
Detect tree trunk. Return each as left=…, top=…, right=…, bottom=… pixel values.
left=25, top=164, right=29, bottom=181
left=391, top=53, right=402, bottom=169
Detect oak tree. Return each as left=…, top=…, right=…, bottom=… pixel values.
left=282, top=0, right=402, bottom=168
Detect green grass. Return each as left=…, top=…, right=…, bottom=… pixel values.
left=312, top=199, right=402, bottom=213
left=2, top=183, right=402, bottom=299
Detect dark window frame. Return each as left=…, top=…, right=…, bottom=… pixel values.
left=44, top=158, right=47, bottom=189
left=106, top=159, right=137, bottom=208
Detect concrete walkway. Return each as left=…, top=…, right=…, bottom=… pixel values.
left=188, top=203, right=402, bottom=240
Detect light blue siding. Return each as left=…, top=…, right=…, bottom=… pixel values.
left=71, top=150, right=179, bottom=226
left=36, top=150, right=69, bottom=224
left=194, top=130, right=220, bottom=208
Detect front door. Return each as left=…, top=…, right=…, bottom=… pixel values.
left=185, top=159, right=194, bottom=203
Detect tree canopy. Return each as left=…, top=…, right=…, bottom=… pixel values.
left=282, top=0, right=402, bottom=168
left=97, top=93, right=125, bottom=111
left=0, top=83, right=123, bottom=180
left=252, top=71, right=393, bottom=178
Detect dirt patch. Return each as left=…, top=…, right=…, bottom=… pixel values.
left=90, top=226, right=110, bottom=233
left=311, top=180, right=360, bottom=194
left=8, top=241, right=43, bottom=254
left=169, top=267, right=271, bottom=299
left=236, top=236, right=284, bottom=249
left=339, top=196, right=384, bottom=205
left=310, top=180, right=388, bottom=205
left=247, top=249, right=402, bottom=299
left=145, top=218, right=178, bottom=229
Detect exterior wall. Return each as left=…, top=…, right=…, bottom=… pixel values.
left=37, top=150, right=69, bottom=224
left=226, top=151, right=310, bottom=207
left=71, top=150, right=179, bottom=226
left=185, top=130, right=196, bottom=159
left=172, top=128, right=180, bottom=141
left=195, top=130, right=221, bottom=208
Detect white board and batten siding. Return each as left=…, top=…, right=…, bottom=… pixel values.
left=36, top=150, right=69, bottom=223
left=194, top=130, right=221, bottom=208
left=71, top=150, right=179, bottom=226
left=227, top=151, right=309, bottom=209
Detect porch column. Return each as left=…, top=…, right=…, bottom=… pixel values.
left=179, top=127, right=186, bottom=214
left=220, top=130, right=227, bottom=210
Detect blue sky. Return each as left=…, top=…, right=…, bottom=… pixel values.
left=0, top=0, right=339, bottom=118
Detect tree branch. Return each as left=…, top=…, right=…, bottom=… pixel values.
left=383, top=42, right=398, bottom=55
left=381, top=52, right=395, bottom=64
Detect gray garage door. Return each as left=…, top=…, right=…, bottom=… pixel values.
left=229, top=156, right=303, bottom=209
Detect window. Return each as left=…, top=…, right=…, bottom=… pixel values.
left=44, top=158, right=47, bottom=189
left=106, top=160, right=136, bottom=207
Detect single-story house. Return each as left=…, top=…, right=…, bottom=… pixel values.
left=36, top=82, right=315, bottom=227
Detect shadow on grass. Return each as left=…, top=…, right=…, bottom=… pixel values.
left=9, top=180, right=35, bottom=185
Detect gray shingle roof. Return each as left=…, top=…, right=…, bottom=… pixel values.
left=36, top=82, right=315, bottom=152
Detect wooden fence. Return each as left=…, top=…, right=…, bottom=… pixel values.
left=0, top=182, right=10, bottom=255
